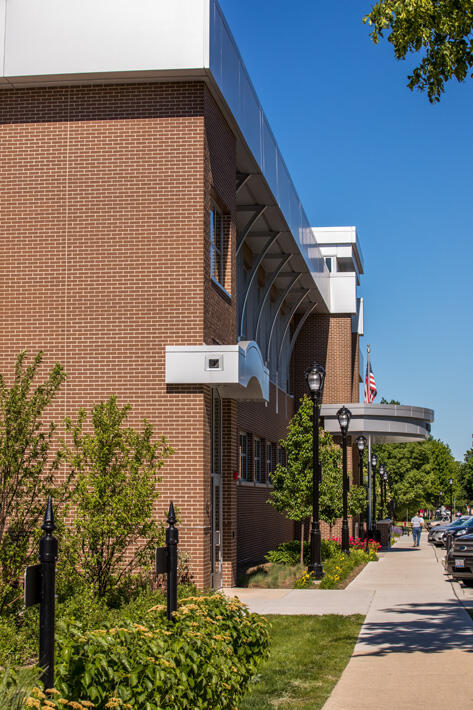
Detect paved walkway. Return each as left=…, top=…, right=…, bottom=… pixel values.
left=225, top=534, right=473, bottom=708
left=325, top=534, right=473, bottom=708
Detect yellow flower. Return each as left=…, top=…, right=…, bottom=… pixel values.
left=45, top=690, right=61, bottom=696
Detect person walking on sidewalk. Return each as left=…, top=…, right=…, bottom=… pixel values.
left=411, top=511, right=423, bottom=547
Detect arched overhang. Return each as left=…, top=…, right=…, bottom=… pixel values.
left=165, top=341, right=269, bottom=401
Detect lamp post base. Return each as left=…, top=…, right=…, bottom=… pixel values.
left=309, top=527, right=324, bottom=579
left=308, top=561, right=324, bottom=579
left=341, top=519, right=350, bottom=554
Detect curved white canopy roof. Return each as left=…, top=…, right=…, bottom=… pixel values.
left=321, top=403, right=434, bottom=443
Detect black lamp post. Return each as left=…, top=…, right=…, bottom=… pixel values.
left=305, top=363, right=326, bottom=579
left=371, top=452, right=378, bottom=538
left=356, top=435, right=367, bottom=537
left=379, top=463, right=385, bottom=513
left=449, top=477, right=454, bottom=520
left=383, top=470, right=389, bottom=518
left=337, top=406, right=352, bottom=554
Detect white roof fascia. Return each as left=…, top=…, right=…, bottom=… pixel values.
left=1, top=0, right=330, bottom=310
left=2, top=0, right=210, bottom=80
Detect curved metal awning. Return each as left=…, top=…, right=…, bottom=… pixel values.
left=165, top=341, right=269, bottom=401
left=320, top=403, right=434, bottom=443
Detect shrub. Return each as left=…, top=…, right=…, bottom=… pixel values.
left=60, top=396, right=173, bottom=600
left=55, top=594, right=270, bottom=710
left=0, top=351, right=67, bottom=612
left=265, top=538, right=341, bottom=567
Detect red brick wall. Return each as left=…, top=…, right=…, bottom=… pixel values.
left=293, top=313, right=354, bottom=405
left=0, top=81, right=235, bottom=588
left=236, top=383, right=296, bottom=566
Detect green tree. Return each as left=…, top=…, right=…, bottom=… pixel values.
left=0, top=351, right=66, bottom=611
left=373, top=437, right=460, bottom=518
left=269, top=396, right=366, bottom=558
left=61, top=396, right=173, bottom=599
left=364, top=0, right=473, bottom=102
left=460, top=447, right=473, bottom=503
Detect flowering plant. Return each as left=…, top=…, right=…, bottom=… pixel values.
left=294, top=571, right=316, bottom=589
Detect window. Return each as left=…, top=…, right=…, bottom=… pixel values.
left=266, top=442, right=275, bottom=485
left=239, top=432, right=249, bottom=481
left=210, top=202, right=224, bottom=285
left=278, top=446, right=287, bottom=468
left=254, top=438, right=263, bottom=483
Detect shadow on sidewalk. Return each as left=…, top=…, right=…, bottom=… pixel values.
left=356, top=601, right=473, bottom=656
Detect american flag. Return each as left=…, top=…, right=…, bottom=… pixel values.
left=364, top=362, right=377, bottom=403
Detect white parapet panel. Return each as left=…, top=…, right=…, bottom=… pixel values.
left=352, top=297, right=364, bottom=335
left=165, top=341, right=269, bottom=401
left=1, top=0, right=209, bottom=82
left=329, top=273, right=357, bottom=314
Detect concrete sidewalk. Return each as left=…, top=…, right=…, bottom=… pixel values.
left=224, top=535, right=473, bottom=708
left=222, top=586, right=374, bottom=616
left=323, top=534, right=473, bottom=709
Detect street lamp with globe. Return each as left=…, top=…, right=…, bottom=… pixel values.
left=305, top=363, right=326, bottom=579
left=337, top=406, right=352, bottom=554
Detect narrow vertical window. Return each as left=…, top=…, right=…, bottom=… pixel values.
left=210, top=202, right=224, bottom=285
left=254, top=437, right=263, bottom=483
left=239, top=432, right=249, bottom=481
left=267, top=442, right=275, bottom=485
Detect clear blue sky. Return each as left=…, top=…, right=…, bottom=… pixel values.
left=219, top=0, right=473, bottom=462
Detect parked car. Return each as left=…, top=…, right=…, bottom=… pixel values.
left=447, top=533, right=473, bottom=586
left=428, top=516, right=472, bottom=546
left=439, top=518, right=473, bottom=548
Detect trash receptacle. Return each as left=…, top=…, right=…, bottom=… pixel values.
left=376, top=519, right=392, bottom=548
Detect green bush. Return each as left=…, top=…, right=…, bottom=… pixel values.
left=55, top=594, right=270, bottom=710
left=265, top=538, right=341, bottom=567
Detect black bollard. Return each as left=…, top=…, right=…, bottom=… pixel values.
left=39, top=497, right=58, bottom=690
left=166, top=502, right=178, bottom=621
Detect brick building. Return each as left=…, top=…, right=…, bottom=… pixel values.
left=0, top=1, right=367, bottom=587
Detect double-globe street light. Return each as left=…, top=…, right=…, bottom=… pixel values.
left=449, top=477, right=454, bottom=520
left=356, top=435, right=367, bottom=538
left=305, top=363, right=326, bottom=579
left=337, top=406, right=352, bottom=555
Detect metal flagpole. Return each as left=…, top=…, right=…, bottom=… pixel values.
left=366, top=344, right=372, bottom=532
left=368, top=433, right=372, bottom=531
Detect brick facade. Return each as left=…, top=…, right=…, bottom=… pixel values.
left=0, top=79, right=362, bottom=588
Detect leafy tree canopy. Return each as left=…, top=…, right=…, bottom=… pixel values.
left=459, top=447, right=473, bottom=502
left=373, top=437, right=461, bottom=517
left=61, top=396, right=173, bottom=599
left=269, top=395, right=366, bottom=531
left=0, top=351, right=67, bottom=612
left=363, top=0, right=473, bottom=102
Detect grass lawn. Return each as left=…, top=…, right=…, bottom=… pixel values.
left=239, top=614, right=363, bottom=710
